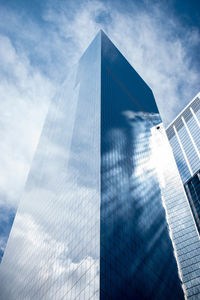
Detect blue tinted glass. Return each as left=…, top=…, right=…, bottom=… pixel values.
left=0, top=31, right=185, bottom=300
left=186, top=116, right=200, bottom=153
left=0, top=31, right=101, bottom=300
left=169, top=134, right=191, bottom=183
left=100, top=32, right=183, bottom=300
left=185, top=172, right=200, bottom=234
left=195, top=109, right=200, bottom=123
left=177, top=125, right=200, bottom=175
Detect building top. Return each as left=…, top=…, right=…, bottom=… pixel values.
left=166, top=91, right=200, bottom=183
left=166, top=91, right=200, bottom=131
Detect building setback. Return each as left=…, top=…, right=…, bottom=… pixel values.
left=0, top=31, right=184, bottom=299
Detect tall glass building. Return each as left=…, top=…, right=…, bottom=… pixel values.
left=0, top=31, right=184, bottom=299
left=166, top=93, right=200, bottom=299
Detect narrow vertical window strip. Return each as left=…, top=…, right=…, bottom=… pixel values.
left=173, top=125, right=193, bottom=177
left=190, top=107, right=200, bottom=129
left=181, top=116, right=200, bottom=160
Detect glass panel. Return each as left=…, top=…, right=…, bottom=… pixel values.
left=177, top=125, right=200, bottom=175
left=169, top=134, right=191, bottom=183
left=0, top=30, right=187, bottom=300
left=100, top=31, right=183, bottom=300
left=152, top=124, right=200, bottom=299
left=185, top=172, right=200, bottom=234
left=0, top=31, right=101, bottom=300
left=186, top=115, right=200, bottom=153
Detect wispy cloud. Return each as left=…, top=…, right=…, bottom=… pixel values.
left=42, top=0, right=199, bottom=124
left=0, top=22, right=55, bottom=255
left=0, top=213, right=99, bottom=299
left=0, top=59, right=100, bottom=298
left=0, top=33, right=54, bottom=207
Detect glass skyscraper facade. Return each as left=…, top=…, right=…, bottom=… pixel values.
left=0, top=31, right=184, bottom=299
left=166, top=93, right=200, bottom=299
left=166, top=94, right=200, bottom=184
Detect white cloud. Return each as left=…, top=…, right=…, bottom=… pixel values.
left=0, top=51, right=100, bottom=297
left=0, top=34, right=55, bottom=209
left=40, top=0, right=200, bottom=124
left=0, top=213, right=99, bottom=299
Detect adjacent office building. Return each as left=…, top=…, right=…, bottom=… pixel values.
left=165, top=93, right=200, bottom=299
left=0, top=31, right=185, bottom=299
left=166, top=93, right=200, bottom=233
left=155, top=123, right=200, bottom=299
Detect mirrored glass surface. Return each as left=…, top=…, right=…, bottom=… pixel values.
left=0, top=31, right=186, bottom=300
left=100, top=32, right=184, bottom=300
left=0, top=31, right=101, bottom=300
left=152, top=124, right=200, bottom=299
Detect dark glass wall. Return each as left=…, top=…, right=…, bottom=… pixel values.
left=185, top=171, right=200, bottom=234
left=100, top=31, right=184, bottom=300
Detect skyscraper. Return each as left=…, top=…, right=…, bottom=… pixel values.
left=154, top=123, right=200, bottom=299
left=166, top=93, right=200, bottom=233
left=0, top=31, right=184, bottom=299
left=165, top=93, right=200, bottom=299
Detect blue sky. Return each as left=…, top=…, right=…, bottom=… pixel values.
left=0, top=0, right=199, bottom=259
